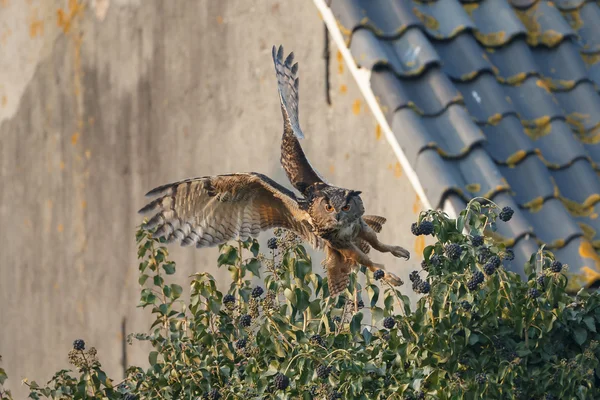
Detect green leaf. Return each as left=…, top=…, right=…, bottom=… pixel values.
left=367, top=284, right=379, bottom=308
left=170, top=284, right=183, bottom=300
left=362, top=327, right=372, bottom=345
left=138, top=274, right=149, bottom=286
left=0, top=368, right=7, bottom=385
left=294, top=288, right=310, bottom=313
left=350, top=313, right=363, bottom=336
left=246, top=258, right=261, bottom=278
left=583, top=316, right=596, bottom=332
left=573, top=327, right=588, bottom=345
left=162, top=262, right=176, bottom=275
left=149, top=351, right=158, bottom=366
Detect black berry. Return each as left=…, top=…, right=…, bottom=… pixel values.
left=417, top=280, right=431, bottom=294
left=240, top=314, right=252, bottom=327
left=503, top=249, right=515, bottom=261
left=430, top=254, right=443, bottom=266
left=475, top=373, right=487, bottom=384
left=471, top=235, right=484, bottom=247
left=316, top=365, right=331, bottom=379
left=333, top=316, right=341, bottom=324
left=528, top=288, right=540, bottom=299
left=327, top=390, right=342, bottom=400
left=357, top=299, right=365, bottom=309
left=445, top=243, right=462, bottom=260
left=411, top=222, right=422, bottom=236
left=488, top=255, right=501, bottom=268
left=251, top=286, right=264, bottom=298
left=267, top=237, right=278, bottom=250
left=416, top=391, right=425, bottom=400
left=461, top=300, right=472, bottom=311
left=499, top=206, right=514, bottom=222
left=473, top=271, right=484, bottom=284
left=310, top=334, right=325, bottom=347
left=550, top=261, right=562, bottom=273
left=421, top=259, right=429, bottom=272
left=383, top=317, right=396, bottom=329
left=484, top=263, right=496, bottom=276
left=204, top=389, right=221, bottom=400
left=273, top=373, right=289, bottom=390
left=73, top=339, right=85, bottom=351
left=236, top=338, right=247, bottom=349
left=374, top=269, right=385, bottom=280
left=409, top=270, right=421, bottom=283
left=537, top=274, right=546, bottom=287
left=412, top=280, right=421, bottom=292
left=419, top=220, right=434, bottom=236
left=309, top=386, right=318, bottom=396
left=223, top=294, right=235, bottom=304
left=467, top=279, right=479, bottom=291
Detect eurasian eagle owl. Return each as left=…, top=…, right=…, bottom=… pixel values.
left=138, top=45, right=410, bottom=297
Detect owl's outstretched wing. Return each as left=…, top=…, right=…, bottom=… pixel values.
left=138, top=172, right=323, bottom=250
left=272, top=45, right=326, bottom=195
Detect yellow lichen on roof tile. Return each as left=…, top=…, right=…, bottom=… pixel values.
left=544, top=77, right=577, bottom=90
left=565, top=112, right=591, bottom=133
left=563, top=8, right=584, bottom=30
left=465, top=183, right=481, bottom=193
left=579, top=124, right=600, bottom=144
left=462, top=3, right=479, bottom=17
left=474, top=31, right=507, bottom=47
left=506, top=150, right=528, bottom=167
left=460, top=70, right=480, bottom=81
left=524, top=196, right=545, bottom=212
left=578, top=222, right=597, bottom=241
left=581, top=53, right=600, bottom=66
left=560, top=195, right=600, bottom=217
left=522, top=116, right=552, bottom=138
left=535, top=79, right=552, bottom=93
left=487, top=113, right=503, bottom=126
left=574, top=240, right=600, bottom=289
left=503, top=72, right=529, bottom=85
left=412, top=7, right=440, bottom=31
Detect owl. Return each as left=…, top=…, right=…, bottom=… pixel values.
left=138, top=45, right=410, bottom=297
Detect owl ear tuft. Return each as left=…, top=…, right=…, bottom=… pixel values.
left=349, top=190, right=362, bottom=197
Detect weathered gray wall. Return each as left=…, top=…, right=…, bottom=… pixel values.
left=0, top=1, right=429, bottom=397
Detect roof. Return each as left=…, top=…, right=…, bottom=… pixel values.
left=322, top=0, right=600, bottom=288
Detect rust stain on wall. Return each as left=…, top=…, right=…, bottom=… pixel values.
left=216, top=15, right=223, bottom=24
left=337, top=50, right=344, bottom=74
left=57, top=0, right=84, bottom=34
left=393, top=162, right=402, bottom=178
left=413, top=195, right=421, bottom=214
left=57, top=223, right=64, bottom=233
left=29, top=9, right=44, bottom=38
left=1, top=96, right=6, bottom=107
left=375, top=124, right=382, bottom=140
left=414, top=236, right=425, bottom=255
left=71, top=132, right=79, bottom=145
left=352, top=99, right=361, bottom=115
left=329, top=164, right=335, bottom=174
left=340, top=84, right=347, bottom=94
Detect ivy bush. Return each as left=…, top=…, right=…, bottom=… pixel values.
left=1, top=199, right=599, bottom=399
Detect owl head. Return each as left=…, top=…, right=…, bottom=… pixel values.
left=308, top=184, right=365, bottom=227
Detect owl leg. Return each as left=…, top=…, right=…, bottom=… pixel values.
left=359, top=225, right=410, bottom=260
left=337, top=245, right=403, bottom=287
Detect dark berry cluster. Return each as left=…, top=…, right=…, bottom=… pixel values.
left=73, top=339, right=85, bottom=351
left=374, top=269, right=385, bottom=280
left=477, top=247, right=491, bottom=264
left=445, top=243, right=462, bottom=260
left=417, top=280, right=431, bottom=294
left=251, top=286, right=264, bottom=298
left=467, top=271, right=484, bottom=291
left=471, top=235, right=484, bottom=247
left=537, top=274, right=546, bottom=287
left=204, top=388, right=221, bottom=400
left=316, top=365, right=332, bottom=379
left=240, top=314, right=252, bottom=327
left=461, top=300, right=472, bottom=311
left=503, top=249, right=514, bottom=261
left=223, top=294, right=235, bottom=304
left=409, top=270, right=420, bottom=283
left=499, top=206, right=514, bottom=222
left=273, top=373, right=290, bottom=390
left=327, top=390, right=342, bottom=400
left=430, top=254, right=443, bottom=267
left=411, top=220, right=434, bottom=236
left=357, top=299, right=365, bottom=309
left=528, top=287, right=540, bottom=299
left=383, top=317, right=396, bottom=329
left=475, top=373, right=487, bottom=384
left=483, top=263, right=496, bottom=276
left=550, top=261, right=562, bottom=273
left=416, top=391, right=425, bottom=400
left=488, top=255, right=501, bottom=268
left=267, top=237, right=278, bottom=250
left=310, top=334, right=325, bottom=347
left=236, top=338, right=247, bottom=349
left=420, top=259, right=429, bottom=272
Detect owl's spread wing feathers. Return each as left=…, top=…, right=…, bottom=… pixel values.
left=363, top=215, right=386, bottom=233
left=272, top=45, right=326, bottom=195
left=138, top=172, right=323, bottom=250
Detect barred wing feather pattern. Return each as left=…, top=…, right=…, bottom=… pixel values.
left=138, top=172, right=323, bottom=250
left=272, top=45, right=325, bottom=194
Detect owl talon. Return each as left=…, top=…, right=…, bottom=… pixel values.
left=391, top=246, right=410, bottom=260
left=384, top=272, right=404, bottom=287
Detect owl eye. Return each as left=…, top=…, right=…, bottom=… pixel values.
left=342, top=204, right=351, bottom=212
left=325, top=203, right=334, bottom=213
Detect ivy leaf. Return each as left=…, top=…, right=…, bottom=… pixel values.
left=350, top=313, right=363, bottom=336
left=246, top=258, right=261, bottom=278
left=573, top=327, right=587, bottom=345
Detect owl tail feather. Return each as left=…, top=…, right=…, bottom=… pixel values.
left=323, top=246, right=354, bottom=297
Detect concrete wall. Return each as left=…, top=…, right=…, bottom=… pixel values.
left=0, top=1, right=428, bottom=397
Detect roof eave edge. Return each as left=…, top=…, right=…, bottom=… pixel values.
left=312, top=0, right=433, bottom=212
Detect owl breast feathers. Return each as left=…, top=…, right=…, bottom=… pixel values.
left=138, top=45, right=410, bottom=297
